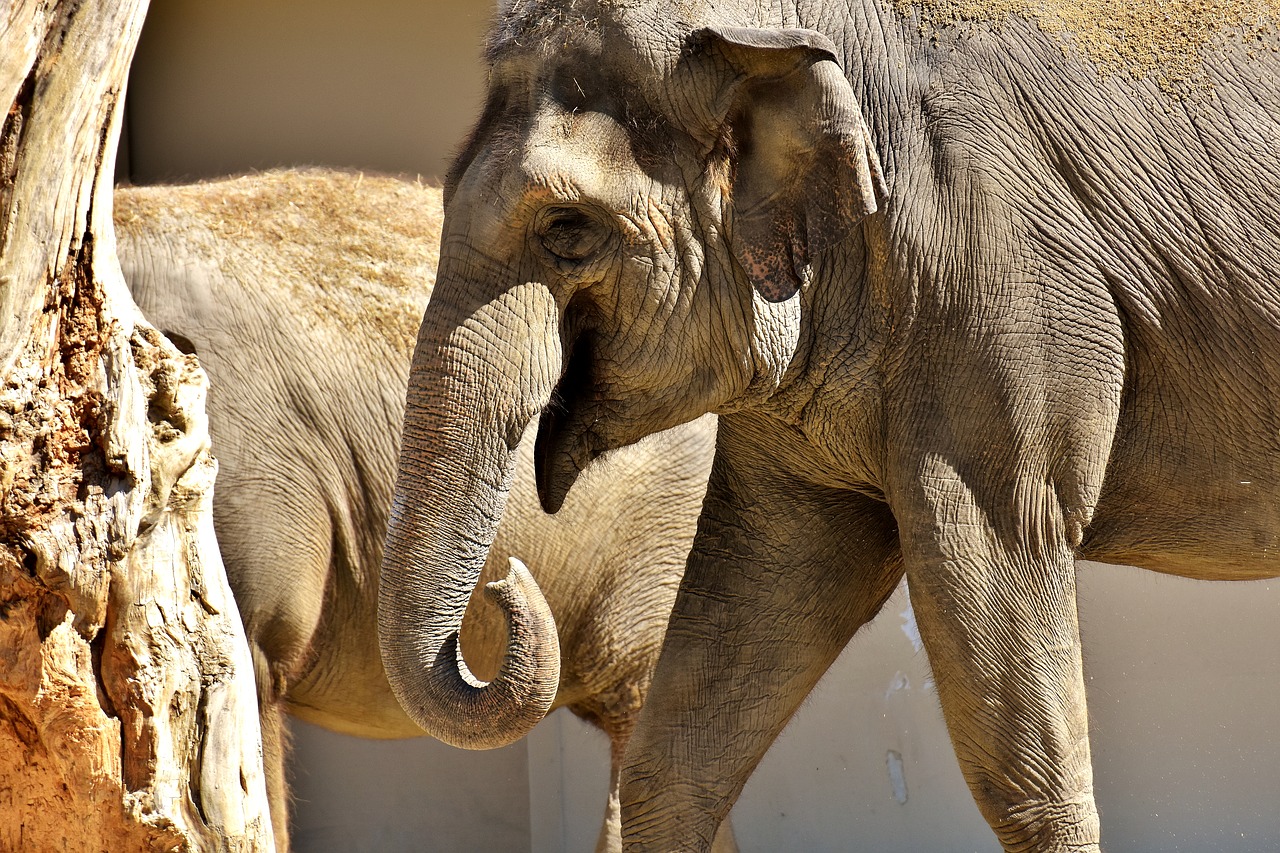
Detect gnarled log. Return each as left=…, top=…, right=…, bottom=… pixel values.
left=0, top=1, right=273, bottom=849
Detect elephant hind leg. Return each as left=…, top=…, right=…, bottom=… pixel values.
left=571, top=698, right=740, bottom=853
left=597, top=726, right=629, bottom=853
left=260, top=706, right=292, bottom=853
left=222, top=486, right=332, bottom=850
left=239, top=588, right=324, bottom=852
left=250, top=642, right=296, bottom=853
left=563, top=695, right=633, bottom=853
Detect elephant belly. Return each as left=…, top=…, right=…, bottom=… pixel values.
left=1082, top=474, right=1280, bottom=581
left=285, top=663, right=425, bottom=739
left=283, top=612, right=426, bottom=739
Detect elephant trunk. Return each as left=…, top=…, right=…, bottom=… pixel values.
left=379, top=261, right=562, bottom=749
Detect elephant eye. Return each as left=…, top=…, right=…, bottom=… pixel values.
left=535, top=206, right=609, bottom=264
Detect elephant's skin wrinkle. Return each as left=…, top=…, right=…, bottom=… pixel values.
left=113, top=168, right=731, bottom=853
left=394, top=2, right=1280, bottom=852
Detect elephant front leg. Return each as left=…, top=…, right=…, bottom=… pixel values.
left=619, top=426, right=904, bottom=851
left=897, top=460, right=1101, bottom=852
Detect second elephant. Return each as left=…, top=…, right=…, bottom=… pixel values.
left=113, top=168, right=729, bottom=853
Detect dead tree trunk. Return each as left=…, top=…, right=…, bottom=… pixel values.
left=0, top=2, right=273, bottom=850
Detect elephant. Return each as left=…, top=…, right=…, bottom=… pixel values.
left=111, top=168, right=732, bottom=853
left=379, top=0, right=1280, bottom=851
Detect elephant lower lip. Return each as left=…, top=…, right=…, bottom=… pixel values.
left=534, top=331, right=596, bottom=513
left=533, top=406, right=574, bottom=513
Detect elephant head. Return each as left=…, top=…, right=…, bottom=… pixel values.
left=378, top=4, right=885, bottom=749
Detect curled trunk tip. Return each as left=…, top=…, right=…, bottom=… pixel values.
left=383, top=554, right=561, bottom=750
left=452, top=556, right=561, bottom=745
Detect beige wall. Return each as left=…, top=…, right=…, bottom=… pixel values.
left=125, top=3, right=1280, bottom=850
left=126, top=0, right=490, bottom=183
left=288, top=725, right=530, bottom=852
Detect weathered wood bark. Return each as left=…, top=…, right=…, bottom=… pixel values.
left=0, top=2, right=273, bottom=850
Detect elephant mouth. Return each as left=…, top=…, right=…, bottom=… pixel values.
left=534, top=328, right=599, bottom=514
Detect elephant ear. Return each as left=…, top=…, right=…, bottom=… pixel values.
left=694, top=26, right=887, bottom=302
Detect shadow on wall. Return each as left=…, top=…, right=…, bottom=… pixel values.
left=288, top=721, right=534, bottom=853
left=124, top=0, right=491, bottom=183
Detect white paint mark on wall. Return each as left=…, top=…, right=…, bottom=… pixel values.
left=898, top=597, right=936, bottom=691
left=887, top=750, right=908, bottom=804
left=900, top=598, right=923, bottom=653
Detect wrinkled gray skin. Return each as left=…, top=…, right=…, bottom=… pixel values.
left=112, top=170, right=730, bottom=853
left=382, top=0, right=1280, bottom=850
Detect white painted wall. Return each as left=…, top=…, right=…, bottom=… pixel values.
left=126, top=3, right=1280, bottom=850
left=1078, top=565, right=1280, bottom=851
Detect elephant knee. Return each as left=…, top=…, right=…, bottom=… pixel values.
left=249, top=641, right=296, bottom=707
left=979, top=791, right=1101, bottom=852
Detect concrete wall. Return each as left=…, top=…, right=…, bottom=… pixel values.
left=124, top=3, right=1280, bottom=850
